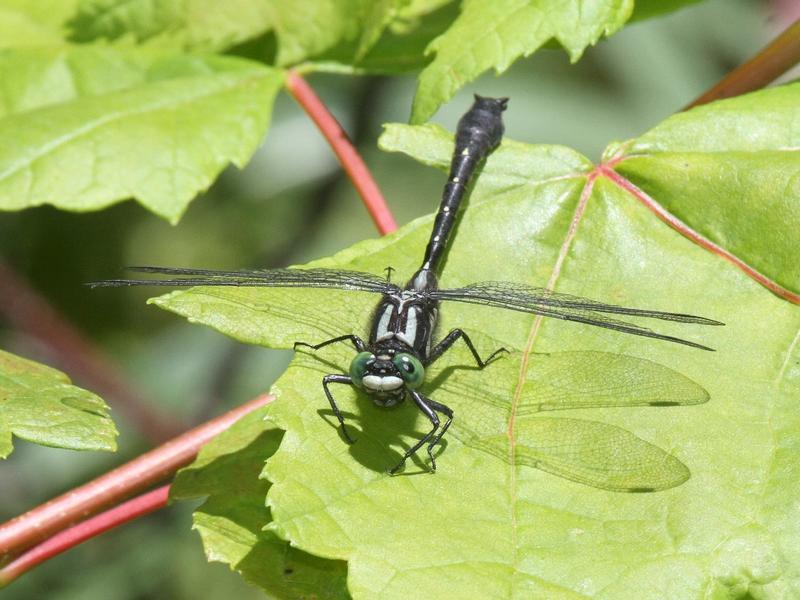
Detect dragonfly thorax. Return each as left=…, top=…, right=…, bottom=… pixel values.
left=370, top=287, right=439, bottom=359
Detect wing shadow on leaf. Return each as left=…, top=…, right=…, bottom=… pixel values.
left=451, top=351, right=709, bottom=492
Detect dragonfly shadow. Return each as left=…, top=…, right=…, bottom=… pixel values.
left=293, top=352, right=347, bottom=374
left=389, top=438, right=451, bottom=478
left=425, top=362, right=489, bottom=391
left=317, top=395, right=441, bottom=475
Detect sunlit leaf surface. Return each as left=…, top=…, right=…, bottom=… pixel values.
left=0, top=0, right=77, bottom=48
left=0, top=349, right=117, bottom=458
left=0, top=46, right=283, bottom=223
left=153, top=85, right=800, bottom=597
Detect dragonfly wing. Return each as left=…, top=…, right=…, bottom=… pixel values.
left=433, top=282, right=722, bottom=324
left=88, top=266, right=400, bottom=295
left=430, top=282, right=719, bottom=350
left=510, top=417, right=690, bottom=492
left=516, top=351, right=709, bottom=415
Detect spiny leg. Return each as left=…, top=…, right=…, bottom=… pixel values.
left=424, top=397, right=453, bottom=465
left=425, top=328, right=507, bottom=368
left=322, top=374, right=356, bottom=444
left=384, top=266, right=395, bottom=283
left=294, top=334, right=366, bottom=353
left=390, top=390, right=440, bottom=474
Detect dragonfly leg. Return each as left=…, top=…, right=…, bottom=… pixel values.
left=384, top=266, right=395, bottom=283
left=390, top=390, right=440, bottom=474
left=294, top=334, right=366, bottom=353
left=322, top=374, right=356, bottom=444
left=425, top=328, right=507, bottom=368
left=424, top=397, right=453, bottom=466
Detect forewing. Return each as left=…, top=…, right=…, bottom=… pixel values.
left=89, top=266, right=400, bottom=295
left=430, top=282, right=719, bottom=350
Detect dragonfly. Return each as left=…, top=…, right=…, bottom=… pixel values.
left=92, top=95, right=722, bottom=475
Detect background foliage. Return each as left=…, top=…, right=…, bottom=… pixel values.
left=0, top=0, right=793, bottom=598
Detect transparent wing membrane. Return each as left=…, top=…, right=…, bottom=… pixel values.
left=89, top=266, right=720, bottom=350
left=89, top=266, right=399, bottom=295
left=430, top=282, right=722, bottom=350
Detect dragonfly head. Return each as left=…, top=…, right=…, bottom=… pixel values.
left=349, top=350, right=425, bottom=407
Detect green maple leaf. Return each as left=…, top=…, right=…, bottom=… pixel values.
left=410, top=0, right=709, bottom=123
left=0, top=46, right=283, bottom=223
left=0, top=349, right=117, bottom=458
left=410, top=0, right=634, bottom=123
left=69, top=0, right=372, bottom=65
left=0, top=0, right=78, bottom=48
left=155, top=84, right=800, bottom=596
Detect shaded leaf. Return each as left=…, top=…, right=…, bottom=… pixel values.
left=70, top=0, right=272, bottom=51
left=247, top=0, right=370, bottom=67
left=314, top=1, right=460, bottom=76
left=411, top=0, right=634, bottom=123
left=70, top=0, right=370, bottom=66
left=0, top=46, right=283, bottom=223
left=171, top=405, right=348, bottom=599
left=0, top=349, right=117, bottom=458
left=355, top=0, right=410, bottom=59
left=630, top=0, right=706, bottom=21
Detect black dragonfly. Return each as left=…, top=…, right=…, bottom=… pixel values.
left=92, top=96, right=722, bottom=474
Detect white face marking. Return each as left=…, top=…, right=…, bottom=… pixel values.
left=363, top=375, right=403, bottom=391
left=452, top=176, right=460, bottom=183
left=461, top=148, right=469, bottom=156
left=443, top=206, right=450, bottom=212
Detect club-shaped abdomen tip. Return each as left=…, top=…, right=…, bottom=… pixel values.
left=472, top=94, right=509, bottom=112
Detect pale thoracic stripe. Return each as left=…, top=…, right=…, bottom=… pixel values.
left=375, top=305, right=393, bottom=341
left=397, top=307, right=418, bottom=347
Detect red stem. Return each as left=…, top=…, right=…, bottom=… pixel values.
left=0, top=485, right=170, bottom=587
left=0, top=259, right=183, bottom=443
left=0, top=393, right=272, bottom=563
left=685, top=18, right=800, bottom=109
left=285, top=70, right=398, bottom=235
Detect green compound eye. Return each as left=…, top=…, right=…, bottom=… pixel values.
left=349, top=352, right=373, bottom=388
left=392, top=353, right=425, bottom=389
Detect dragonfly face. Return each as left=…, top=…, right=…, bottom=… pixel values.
left=349, top=349, right=425, bottom=407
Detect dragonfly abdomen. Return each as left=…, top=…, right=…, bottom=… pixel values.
left=421, top=96, right=508, bottom=273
